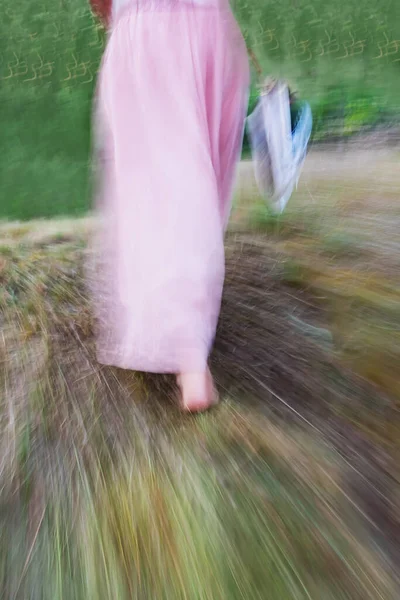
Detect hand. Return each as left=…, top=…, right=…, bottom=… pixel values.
left=89, top=0, right=112, bottom=27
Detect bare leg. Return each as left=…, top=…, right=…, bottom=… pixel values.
left=177, top=368, right=218, bottom=413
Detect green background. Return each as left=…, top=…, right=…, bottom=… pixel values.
left=1, top=0, right=399, bottom=219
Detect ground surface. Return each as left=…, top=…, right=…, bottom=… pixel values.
left=1, top=149, right=400, bottom=599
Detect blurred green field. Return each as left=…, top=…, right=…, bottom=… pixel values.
left=1, top=0, right=400, bottom=219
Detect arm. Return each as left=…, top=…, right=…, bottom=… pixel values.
left=89, top=0, right=112, bottom=26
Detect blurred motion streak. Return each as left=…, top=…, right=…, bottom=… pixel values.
left=0, top=0, right=400, bottom=598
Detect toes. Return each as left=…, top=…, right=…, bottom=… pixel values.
left=182, top=396, right=215, bottom=413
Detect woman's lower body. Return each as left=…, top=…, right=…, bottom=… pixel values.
left=93, top=0, right=249, bottom=410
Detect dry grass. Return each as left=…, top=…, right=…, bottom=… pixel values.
left=1, top=150, right=400, bottom=599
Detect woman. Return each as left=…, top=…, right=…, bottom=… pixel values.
left=91, top=0, right=249, bottom=411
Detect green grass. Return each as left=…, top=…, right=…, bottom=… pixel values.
left=0, top=333, right=393, bottom=599
left=1, top=154, right=400, bottom=597
left=0, top=89, right=93, bottom=220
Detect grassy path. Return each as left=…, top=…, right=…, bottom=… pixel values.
left=1, top=150, right=399, bottom=599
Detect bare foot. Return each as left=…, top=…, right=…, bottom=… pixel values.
left=177, top=369, right=218, bottom=413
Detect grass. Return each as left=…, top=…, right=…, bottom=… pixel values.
left=1, top=151, right=400, bottom=598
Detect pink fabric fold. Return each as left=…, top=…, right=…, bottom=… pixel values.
left=93, top=0, right=249, bottom=373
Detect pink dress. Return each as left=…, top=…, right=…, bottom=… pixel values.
left=93, top=0, right=249, bottom=373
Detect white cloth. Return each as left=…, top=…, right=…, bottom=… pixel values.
left=247, top=81, right=312, bottom=213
